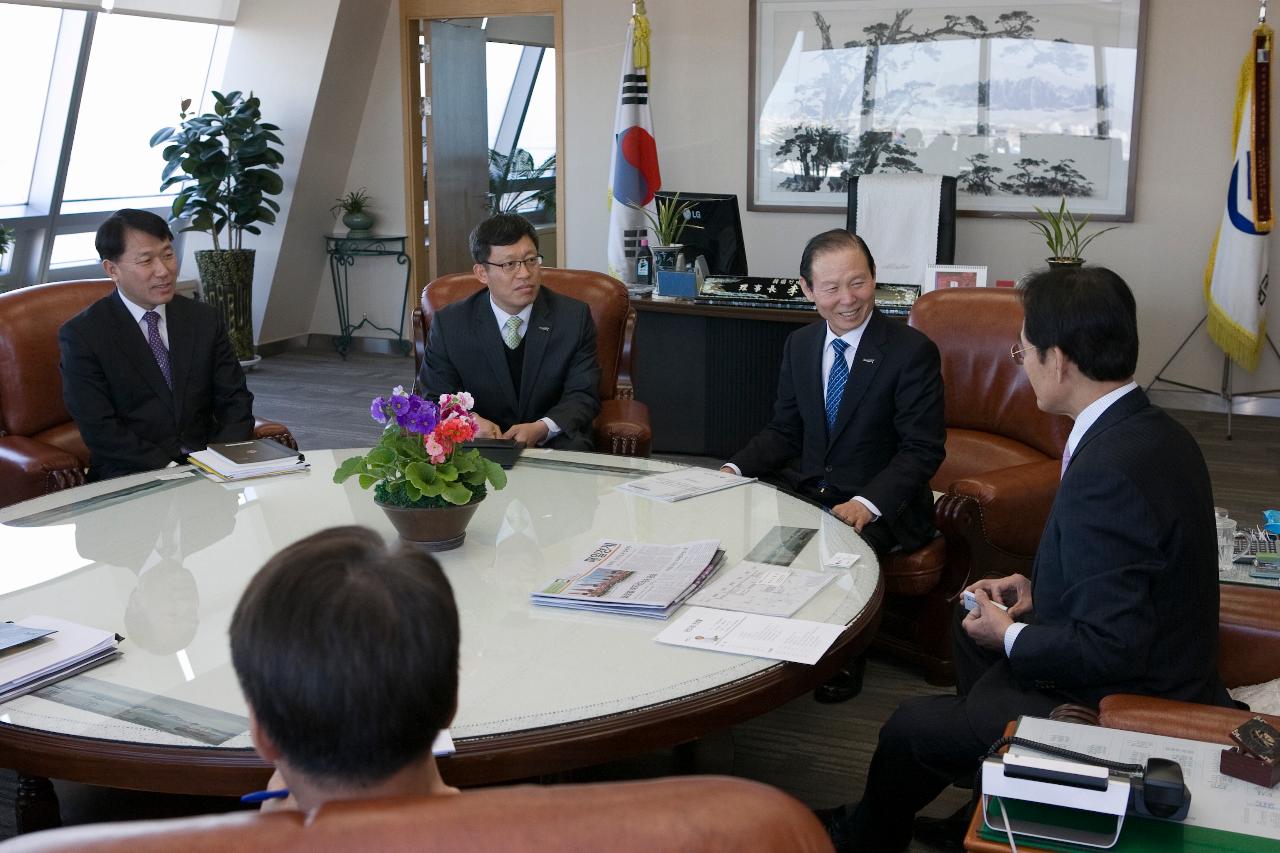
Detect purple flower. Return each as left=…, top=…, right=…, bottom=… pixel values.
left=388, top=395, right=410, bottom=418
left=398, top=396, right=439, bottom=434
left=370, top=396, right=389, bottom=423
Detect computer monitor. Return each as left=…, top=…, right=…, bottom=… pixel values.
left=654, top=191, right=748, bottom=275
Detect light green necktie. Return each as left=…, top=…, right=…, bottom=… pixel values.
left=502, top=315, right=522, bottom=349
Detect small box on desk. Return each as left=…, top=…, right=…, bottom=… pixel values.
left=1221, top=746, right=1280, bottom=787
left=656, top=269, right=698, bottom=298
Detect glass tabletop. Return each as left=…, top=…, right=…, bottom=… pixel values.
left=0, top=450, right=879, bottom=753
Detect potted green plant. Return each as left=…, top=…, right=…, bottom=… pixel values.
left=151, top=91, right=284, bottom=363
left=331, top=187, right=374, bottom=237
left=334, top=387, right=506, bottom=551
left=629, top=193, right=703, bottom=271
left=0, top=223, right=14, bottom=267
left=1027, top=196, right=1118, bottom=268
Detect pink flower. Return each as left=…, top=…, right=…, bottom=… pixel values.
left=424, top=435, right=447, bottom=464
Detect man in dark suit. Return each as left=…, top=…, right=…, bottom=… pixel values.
left=59, top=209, right=255, bottom=481
left=723, top=229, right=945, bottom=555
left=820, top=266, right=1232, bottom=853
left=418, top=213, right=600, bottom=451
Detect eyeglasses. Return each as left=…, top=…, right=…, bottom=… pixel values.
left=483, top=254, right=544, bottom=274
left=1010, top=343, right=1030, bottom=365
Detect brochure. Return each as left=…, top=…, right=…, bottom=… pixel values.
left=686, top=560, right=835, bottom=617
left=654, top=606, right=846, bottom=665
left=615, top=468, right=755, bottom=502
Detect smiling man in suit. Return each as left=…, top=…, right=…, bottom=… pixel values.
left=418, top=213, right=600, bottom=450
left=723, top=229, right=945, bottom=554
left=59, top=208, right=255, bottom=480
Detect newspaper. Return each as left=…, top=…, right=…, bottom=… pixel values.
left=615, top=468, right=754, bottom=502
left=531, top=539, right=722, bottom=618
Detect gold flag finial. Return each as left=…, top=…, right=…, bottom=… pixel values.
left=632, top=1, right=650, bottom=71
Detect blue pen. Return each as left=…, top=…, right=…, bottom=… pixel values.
left=240, top=788, right=289, bottom=804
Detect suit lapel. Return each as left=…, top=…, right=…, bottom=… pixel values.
left=795, top=322, right=825, bottom=424
left=109, top=292, right=176, bottom=414
left=829, top=311, right=885, bottom=444
left=1065, top=386, right=1147, bottom=474
left=166, top=297, right=195, bottom=425
left=474, top=293, right=519, bottom=411
left=518, top=292, right=553, bottom=416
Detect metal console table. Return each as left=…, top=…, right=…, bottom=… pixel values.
left=324, top=234, right=413, bottom=356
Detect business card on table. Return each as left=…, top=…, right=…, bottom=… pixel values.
left=654, top=606, right=845, bottom=665
left=824, top=552, right=860, bottom=569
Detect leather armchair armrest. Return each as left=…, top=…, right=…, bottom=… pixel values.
left=947, top=458, right=1061, bottom=558
left=1098, top=694, right=1280, bottom=745
left=593, top=398, right=652, bottom=457
left=0, top=435, right=87, bottom=509
left=253, top=418, right=298, bottom=451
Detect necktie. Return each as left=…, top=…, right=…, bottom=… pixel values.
left=143, top=310, right=172, bottom=388
left=502, top=315, right=522, bottom=350
left=1060, top=444, right=1072, bottom=479
left=825, top=338, right=849, bottom=431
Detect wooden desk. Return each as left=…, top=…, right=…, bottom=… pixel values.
left=630, top=297, right=816, bottom=457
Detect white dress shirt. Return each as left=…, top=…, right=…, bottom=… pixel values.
left=117, top=290, right=170, bottom=349
left=1002, top=381, right=1140, bottom=657
left=489, top=297, right=559, bottom=443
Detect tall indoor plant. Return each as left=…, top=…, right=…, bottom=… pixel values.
left=151, top=91, right=284, bottom=363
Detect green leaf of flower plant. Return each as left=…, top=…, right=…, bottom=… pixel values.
left=441, top=482, right=473, bottom=505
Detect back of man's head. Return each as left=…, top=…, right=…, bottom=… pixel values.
left=96, top=209, right=173, bottom=263
left=469, top=213, right=539, bottom=264
left=1020, top=265, right=1138, bottom=381
left=230, top=526, right=459, bottom=787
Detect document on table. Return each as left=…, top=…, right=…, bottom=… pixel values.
left=686, top=561, right=835, bottom=617
left=615, top=467, right=754, bottom=502
left=654, top=606, right=845, bottom=665
left=1013, top=716, right=1280, bottom=841
left=531, top=539, right=722, bottom=618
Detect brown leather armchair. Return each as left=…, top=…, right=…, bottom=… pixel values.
left=1095, top=584, right=1280, bottom=741
left=0, top=280, right=296, bottom=509
left=412, top=268, right=652, bottom=456
left=874, top=288, right=1072, bottom=683
left=0, top=776, right=833, bottom=853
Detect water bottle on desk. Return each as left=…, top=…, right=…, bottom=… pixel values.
left=635, top=239, right=654, bottom=295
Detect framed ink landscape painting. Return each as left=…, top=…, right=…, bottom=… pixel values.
left=749, top=0, right=1146, bottom=219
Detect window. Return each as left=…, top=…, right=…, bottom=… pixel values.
left=0, top=4, right=228, bottom=291
left=485, top=41, right=556, bottom=221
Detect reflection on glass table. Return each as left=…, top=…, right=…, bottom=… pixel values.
left=0, top=450, right=881, bottom=796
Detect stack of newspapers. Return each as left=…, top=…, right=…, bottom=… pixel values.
left=188, top=439, right=308, bottom=482
left=0, top=616, right=121, bottom=703
left=531, top=539, right=723, bottom=619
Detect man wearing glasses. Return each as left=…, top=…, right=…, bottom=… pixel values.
left=819, top=266, right=1230, bottom=852
left=418, top=213, right=600, bottom=449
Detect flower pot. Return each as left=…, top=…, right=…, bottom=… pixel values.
left=342, top=210, right=375, bottom=237
left=195, top=249, right=255, bottom=363
left=377, top=496, right=483, bottom=551
left=1047, top=257, right=1084, bottom=270
left=650, top=244, right=683, bottom=272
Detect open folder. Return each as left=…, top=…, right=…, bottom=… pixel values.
left=0, top=616, right=121, bottom=704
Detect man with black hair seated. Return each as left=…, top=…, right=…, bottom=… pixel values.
left=417, top=213, right=601, bottom=451
left=819, top=266, right=1233, bottom=852
left=230, top=526, right=460, bottom=810
left=59, top=208, right=256, bottom=480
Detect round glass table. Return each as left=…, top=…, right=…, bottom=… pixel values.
left=0, top=450, right=881, bottom=799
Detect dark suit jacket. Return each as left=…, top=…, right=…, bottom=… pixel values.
left=418, top=288, right=602, bottom=451
left=59, top=291, right=255, bottom=481
left=1007, top=388, right=1229, bottom=708
left=729, top=310, right=946, bottom=552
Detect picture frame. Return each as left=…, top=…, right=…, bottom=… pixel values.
left=749, top=0, right=1146, bottom=220
left=923, top=264, right=988, bottom=292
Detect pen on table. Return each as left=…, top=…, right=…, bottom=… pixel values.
left=240, top=788, right=289, bottom=804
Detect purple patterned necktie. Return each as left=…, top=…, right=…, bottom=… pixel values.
left=143, top=310, right=172, bottom=388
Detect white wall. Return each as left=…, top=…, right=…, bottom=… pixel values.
left=562, top=0, right=1280, bottom=390
left=308, top=4, right=409, bottom=343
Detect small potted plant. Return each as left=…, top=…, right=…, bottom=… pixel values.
left=1028, top=196, right=1118, bottom=268
left=334, top=387, right=506, bottom=550
left=629, top=193, right=703, bottom=271
left=0, top=223, right=14, bottom=267
left=331, top=187, right=374, bottom=237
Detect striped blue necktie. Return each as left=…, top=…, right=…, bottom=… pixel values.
left=825, top=338, right=849, bottom=431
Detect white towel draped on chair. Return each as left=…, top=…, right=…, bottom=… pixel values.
left=854, top=173, right=942, bottom=287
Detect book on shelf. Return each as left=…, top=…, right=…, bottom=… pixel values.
left=188, top=439, right=308, bottom=482
left=531, top=539, right=724, bottom=619
left=0, top=616, right=121, bottom=703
